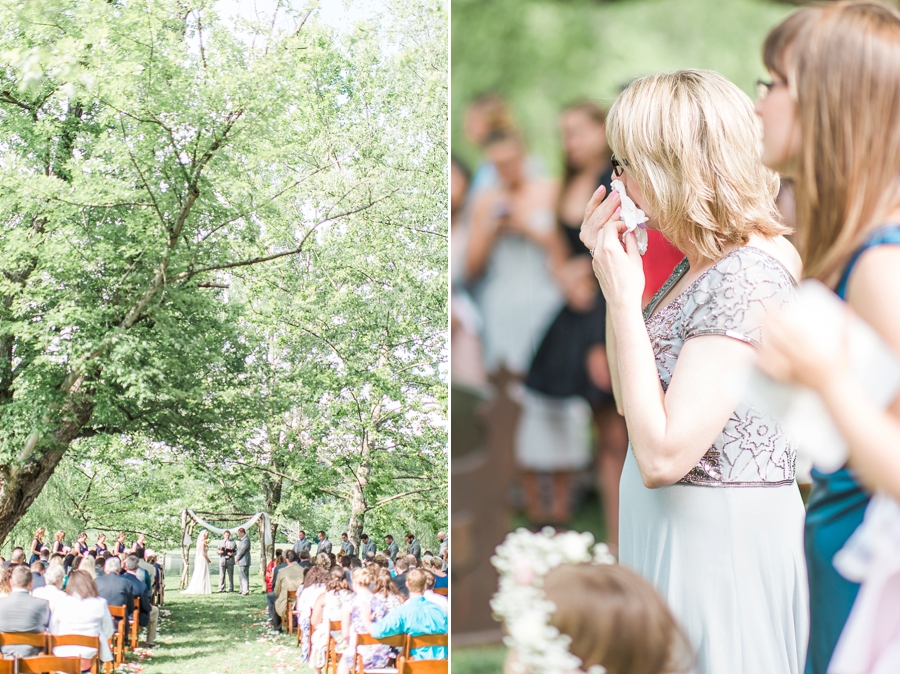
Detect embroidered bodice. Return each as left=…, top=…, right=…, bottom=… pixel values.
left=643, top=246, right=797, bottom=487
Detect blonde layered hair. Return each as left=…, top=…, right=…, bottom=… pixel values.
left=765, top=1, right=900, bottom=282
left=606, top=70, right=787, bottom=262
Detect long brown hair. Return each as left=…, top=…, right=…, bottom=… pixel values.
left=544, top=564, right=692, bottom=674
left=765, top=1, right=900, bottom=282
left=66, top=570, right=100, bottom=599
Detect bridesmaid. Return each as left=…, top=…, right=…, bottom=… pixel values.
left=130, top=533, right=147, bottom=559
left=75, top=532, right=90, bottom=556
left=93, top=533, right=108, bottom=556
left=29, top=528, right=45, bottom=564
left=52, top=530, right=66, bottom=556
left=753, top=2, right=900, bottom=672
left=113, top=532, right=127, bottom=556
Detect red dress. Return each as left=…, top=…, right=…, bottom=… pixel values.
left=641, top=230, right=684, bottom=306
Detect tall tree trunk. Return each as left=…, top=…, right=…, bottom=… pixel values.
left=347, top=434, right=370, bottom=550
left=262, top=463, right=283, bottom=559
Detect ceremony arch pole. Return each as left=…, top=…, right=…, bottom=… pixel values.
left=179, top=509, right=270, bottom=589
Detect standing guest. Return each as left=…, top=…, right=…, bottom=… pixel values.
left=293, top=529, right=312, bottom=557
left=362, top=569, right=448, bottom=660
left=316, top=530, right=333, bottom=555
left=0, top=565, right=10, bottom=597
left=29, top=527, right=45, bottom=564
left=582, top=70, right=805, bottom=674
left=95, top=557, right=134, bottom=628
left=337, top=567, right=393, bottom=674
left=124, top=555, right=158, bottom=647
left=51, top=530, right=66, bottom=556
left=235, top=527, right=252, bottom=595
left=270, top=550, right=304, bottom=633
left=75, top=533, right=90, bottom=556
left=113, top=532, right=127, bottom=556
left=265, top=548, right=283, bottom=593
left=340, top=533, right=355, bottom=557
left=421, top=571, right=448, bottom=613
left=298, top=550, right=312, bottom=571
left=521, top=100, right=629, bottom=531
left=0, top=566, right=50, bottom=657
left=29, top=561, right=46, bottom=590
left=93, top=533, right=108, bottom=556
left=360, top=534, right=377, bottom=558
left=384, top=535, right=400, bottom=562
left=130, top=534, right=147, bottom=559
left=753, top=3, right=900, bottom=672
left=218, top=530, right=237, bottom=593
left=34, top=564, right=68, bottom=612
left=50, top=570, right=115, bottom=668
left=392, top=557, right=410, bottom=598
left=428, top=556, right=448, bottom=589
left=405, top=533, right=421, bottom=561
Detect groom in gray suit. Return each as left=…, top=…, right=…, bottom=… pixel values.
left=236, top=527, right=251, bottom=595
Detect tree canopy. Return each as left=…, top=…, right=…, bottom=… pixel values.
left=0, top=0, right=447, bottom=553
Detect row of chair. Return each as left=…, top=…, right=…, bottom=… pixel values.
left=0, top=633, right=100, bottom=674
left=326, top=625, right=449, bottom=674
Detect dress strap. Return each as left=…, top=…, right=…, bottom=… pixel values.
left=836, top=224, right=900, bottom=300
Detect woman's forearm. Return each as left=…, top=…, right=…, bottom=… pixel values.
left=606, top=306, right=624, bottom=416
left=820, top=377, right=900, bottom=499
left=608, top=304, right=670, bottom=486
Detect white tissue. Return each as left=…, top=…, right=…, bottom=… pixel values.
left=611, top=180, right=649, bottom=255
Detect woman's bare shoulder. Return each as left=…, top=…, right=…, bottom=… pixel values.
left=748, top=234, right=802, bottom=281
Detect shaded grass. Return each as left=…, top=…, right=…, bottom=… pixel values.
left=135, top=574, right=311, bottom=674
left=451, top=645, right=507, bottom=674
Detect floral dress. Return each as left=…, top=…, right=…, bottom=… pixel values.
left=342, top=594, right=392, bottom=669
left=310, top=589, right=351, bottom=669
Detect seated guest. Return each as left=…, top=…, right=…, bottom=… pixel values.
left=7, top=547, right=26, bottom=568
left=269, top=550, right=305, bottom=633
left=143, top=552, right=162, bottom=599
left=392, top=557, right=410, bottom=598
left=0, top=565, right=11, bottom=597
left=270, top=551, right=287, bottom=592
left=310, top=567, right=353, bottom=674
left=34, top=564, right=68, bottom=612
left=428, top=556, right=448, bottom=589
left=421, top=571, right=447, bottom=613
left=405, top=554, right=419, bottom=569
left=123, top=555, right=159, bottom=647
left=78, top=555, right=98, bottom=579
left=363, top=569, right=447, bottom=660
left=296, top=559, right=331, bottom=663
left=338, top=567, right=393, bottom=674
left=50, top=570, right=115, bottom=669
left=265, top=549, right=283, bottom=593
left=371, top=554, right=389, bottom=570
left=0, top=566, right=51, bottom=657
left=30, top=560, right=46, bottom=589
left=298, top=549, right=312, bottom=571
left=373, top=568, right=405, bottom=612
left=95, top=557, right=135, bottom=627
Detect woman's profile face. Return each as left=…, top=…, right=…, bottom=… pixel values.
left=561, top=109, right=608, bottom=170
left=755, top=70, right=801, bottom=177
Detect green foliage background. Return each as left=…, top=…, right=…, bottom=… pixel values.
left=451, top=0, right=794, bottom=172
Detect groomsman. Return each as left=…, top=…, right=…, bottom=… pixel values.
left=218, top=530, right=236, bottom=593
left=405, top=533, right=421, bottom=560
left=340, top=533, right=355, bottom=556
left=384, top=535, right=400, bottom=562
left=316, top=531, right=332, bottom=555
left=292, top=530, right=311, bottom=557
left=360, top=534, right=377, bottom=557
left=235, top=528, right=251, bottom=595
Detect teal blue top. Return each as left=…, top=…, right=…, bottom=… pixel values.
left=804, top=224, right=900, bottom=674
left=369, top=596, right=448, bottom=660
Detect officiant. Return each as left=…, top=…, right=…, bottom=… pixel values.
left=218, top=530, right=237, bottom=593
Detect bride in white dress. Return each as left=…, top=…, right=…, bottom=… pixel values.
left=182, top=529, right=212, bottom=595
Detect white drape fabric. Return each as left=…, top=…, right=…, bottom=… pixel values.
left=183, top=510, right=271, bottom=545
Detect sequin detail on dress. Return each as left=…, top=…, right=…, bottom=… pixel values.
left=643, top=247, right=798, bottom=487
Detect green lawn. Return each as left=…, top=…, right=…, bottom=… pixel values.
left=125, top=574, right=312, bottom=674
left=451, top=646, right=507, bottom=674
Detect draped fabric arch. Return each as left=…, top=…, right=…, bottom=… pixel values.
left=179, top=509, right=271, bottom=589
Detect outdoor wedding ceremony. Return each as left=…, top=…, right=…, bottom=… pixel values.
left=0, top=0, right=447, bottom=673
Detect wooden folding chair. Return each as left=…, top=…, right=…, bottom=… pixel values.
left=107, top=605, right=127, bottom=668
left=130, top=596, right=141, bottom=650
left=355, top=633, right=408, bottom=674
left=17, top=655, right=84, bottom=674
left=282, top=590, right=297, bottom=637
left=0, top=658, right=12, bottom=674
left=432, top=587, right=448, bottom=597
left=397, top=659, right=448, bottom=674
left=324, top=619, right=342, bottom=674
left=0, top=632, right=46, bottom=651
left=47, top=634, right=101, bottom=674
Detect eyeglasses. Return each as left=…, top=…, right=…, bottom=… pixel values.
left=611, top=154, right=629, bottom=177
left=756, top=78, right=786, bottom=101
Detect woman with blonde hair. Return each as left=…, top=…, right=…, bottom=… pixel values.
left=52, top=530, right=66, bottom=556
left=337, top=567, right=393, bottom=674
left=29, top=527, right=45, bottom=564
left=752, top=2, right=900, bottom=672
left=581, top=69, right=806, bottom=673
left=309, top=567, right=353, bottom=674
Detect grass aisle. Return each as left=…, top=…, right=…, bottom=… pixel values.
left=133, top=575, right=313, bottom=674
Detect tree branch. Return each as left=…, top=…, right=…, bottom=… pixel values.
left=370, top=486, right=442, bottom=509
